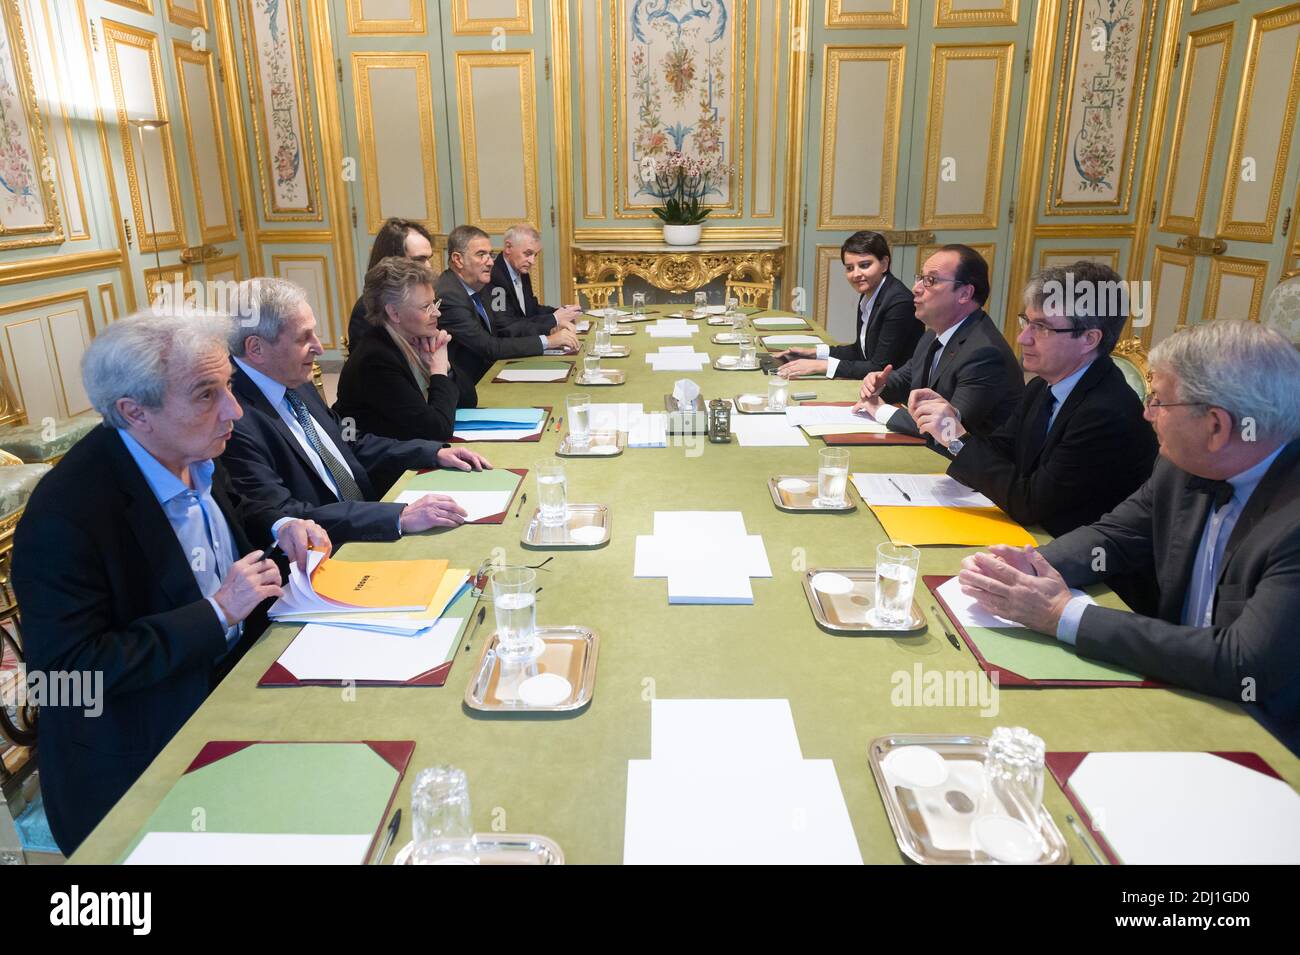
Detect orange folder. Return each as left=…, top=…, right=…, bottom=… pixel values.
left=310, top=558, right=449, bottom=610
left=866, top=505, right=1037, bottom=547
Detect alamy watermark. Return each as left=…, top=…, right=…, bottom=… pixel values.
left=2, top=669, right=103, bottom=717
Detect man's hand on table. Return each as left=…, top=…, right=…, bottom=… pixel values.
left=957, top=545, right=1072, bottom=634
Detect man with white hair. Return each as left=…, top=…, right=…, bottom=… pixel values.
left=13, top=311, right=331, bottom=853
left=957, top=321, right=1300, bottom=752
left=224, top=277, right=490, bottom=544
left=485, top=222, right=581, bottom=330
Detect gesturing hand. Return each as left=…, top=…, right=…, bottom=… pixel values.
left=213, top=551, right=283, bottom=624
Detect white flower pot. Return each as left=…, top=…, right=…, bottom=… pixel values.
left=662, top=224, right=703, bottom=246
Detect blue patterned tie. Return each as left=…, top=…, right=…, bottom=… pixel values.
left=470, top=291, right=492, bottom=331
left=284, top=390, right=365, bottom=502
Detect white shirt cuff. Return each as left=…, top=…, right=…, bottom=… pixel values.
left=539, top=335, right=549, bottom=349
left=1055, top=596, right=1092, bottom=645
left=815, top=344, right=830, bottom=360
left=271, top=517, right=293, bottom=543
left=824, top=356, right=839, bottom=378
left=873, top=404, right=899, bottom=426
left=207, top=596, right=231, bottom=632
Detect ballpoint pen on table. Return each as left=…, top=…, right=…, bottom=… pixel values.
left=514, top=492, right=528, bottom=518
left=1066, top=813, right=1105, bottom=865
left=463, top=606, right=486, bottom=653
left=931, top=604, right=961, bottom=652
left=554, top=417, right=563, bottom=432
left=373, top=809, right=400, bottom=865
left=888, top=477, right=912, bottom=502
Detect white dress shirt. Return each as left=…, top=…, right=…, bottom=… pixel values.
left=873, top=313, right=973, bottom=426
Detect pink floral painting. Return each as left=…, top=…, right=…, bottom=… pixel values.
left=0, top=9, right=54, bottom=232
left=248, top=0, right=315, bottom=215
left=625, top=0, right=734, bottom=209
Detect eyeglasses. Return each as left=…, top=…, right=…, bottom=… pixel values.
left=1016, top=314, right=1082, bottom=337
left=1143, top=394, right=1210, bottom=411
left=913, top=273, right=962, bottom=289
left=411, top=299, right=440, bottom=315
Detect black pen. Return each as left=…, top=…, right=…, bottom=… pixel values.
left=932, top=604, right=962, bottom=652
left=514, top=492, right=528, bottom=518
left=373, top=808, right=400, bottom=865
left=888, top=477, right=912, bottom=502
left=463, top=605, right=487, bottom=653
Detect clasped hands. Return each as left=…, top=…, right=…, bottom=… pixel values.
left=958, top=544, right=1074, bottom=635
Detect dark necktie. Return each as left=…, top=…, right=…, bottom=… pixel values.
left=1025, top=389, right=1057, bottom=463
left=470, top=291, right=491, bottom=331
left=918, top=337, right=943, bottom=390
left=284, top=390, right=365, bottom=502
left=1186, top=475, right=1234, bottom=511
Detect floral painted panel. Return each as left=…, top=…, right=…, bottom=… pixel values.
left=244, top=0, right=318, bottom=218
left=0, top=2, right=58, bottom=236
left=624, top=0, right=735, bottom=209
left=1051, top=0, right=1153, bottom=212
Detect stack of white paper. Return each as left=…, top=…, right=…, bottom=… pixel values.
left=395, top=488, right=514, bottom=523
left=276, top=617, right=464, bottom=682
left=647, top=320, right=698, bottom=338
left=627, top=412, right=668, bottom=448
left=729, top=413, right=809, bottom=447
left=760, top=334, right=823, bottom=347
left=588, top=402, right=645, bottom=432
left=624, top=699, right=863, bottom=864
left=784, top=405, right=878, bottom=428
left=851, top=473, right=995, bottom=508
left=634, top=511, right=772, bottom=603
left=496, top=367, right=570, bottom=382
left=645, top=348, right=710, bottom=371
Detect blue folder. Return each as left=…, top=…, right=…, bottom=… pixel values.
left=453, top=408, right=547, bottom=431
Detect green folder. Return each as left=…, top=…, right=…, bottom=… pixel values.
left=118, top=741, right=412, bottom=863
left=402, top=467, right=525, bottom=493
left=967, top=625, right=1145, bottom=682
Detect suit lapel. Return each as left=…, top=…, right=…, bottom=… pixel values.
left=1027, top=356, right=1113, bottom=467
left=294, top=383, right=376, bottom=499
left=931, top=310, right=981, bottom=389
left=1217, top=441, right=1300, bottom=583
left=1016, top=379, right=1051, bottom=470
left=231, top=363, right=323, bottom=482
left=1163, top=478, right=1213, bottom=621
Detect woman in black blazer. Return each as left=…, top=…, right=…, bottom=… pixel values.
left=776, top=230, right=922, bottom=380
left=335, top=257, right=464, bottom=442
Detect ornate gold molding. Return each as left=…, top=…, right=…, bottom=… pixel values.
left=455, top=50, right=539, bottom=234
left=935, top=0, right=1019, bottom=29
left=1205, top=255, right=1268, bottom=323
left=173, top=41, right=237, bottom=245
left=1151, top=244, right=1194, bottom=344
left=572, top=247, right=783, bottom=295
left=1129, top=0, right=1183, bottom=284
left=573, top=227, right=785, bottom=243
left=0, top=248, right=121, bottom=287
left=452, top=0, right=531, bottom=34
left=165, top=0, right=206, bottom=31
left=212, top=0, right=260, bottom=278
left=782, top=0, right=810, bottom=311
left=1037, top=246, right=1123, bottom=271
left=1215, top=3, right=1300, bottom=243
left=345, top=0, right=424, bottom=34
left=827, top=0, right=906, bottom=29
left=551, top=0, right=576, bottom=302
left=256, top=229, right=334, bottom=244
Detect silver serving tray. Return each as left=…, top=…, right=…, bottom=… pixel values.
left=604, top=325, right=635, bottom=336
left=576, top=369, right=626, bottom=386
left=393, top=833, right=565, bottom=865
left=557, top=431, right=624, bottom=457
left=801, top=567, right=925, bottom=633
left=464, top=625, right=599, bottom=713
left=591, top=345, right=631, bottom=358
left=712, top=358, right=761, bottom=372
left=521, top=503, right=611, bottom=548
left=868, top=734, right=1071, bottom=866
left=734, top=393, right=788, bottom=414
left=769, top=475, right=857, bottom=513
left=712, top=332, right=746, bottom=344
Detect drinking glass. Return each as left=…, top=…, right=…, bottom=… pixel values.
left=873, top=540, right=920, bottom=626
left=492, top=565, right=539, bottom=660
left=737, top=334, right=757, bottom=368
left=594, top=327, right=612, bottom=355
left=693, top=291, right=708, bottom=318
left=582, top=353, right=602, bottom=382
left=632, top=291, right=647, bottom=316
left=726, top=296, right=740, bottom=318
left=410, top=766, right=472, bottom=844
left=565, top=395, right=590, bottom=448
left=535, top=454, right=566, bottom=522
left=767, top=375, right=789, bottom=411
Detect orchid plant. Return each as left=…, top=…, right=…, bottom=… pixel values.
left=639, top=150, right=729, bottom=226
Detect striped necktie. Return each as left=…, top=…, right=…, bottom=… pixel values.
left=284, top=390, right=365, bottom=502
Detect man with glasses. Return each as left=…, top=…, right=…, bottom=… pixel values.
left=852, top=244, right=1023, bottom=443
left=957, top=321, right=1300, bottom=754
left=435, top=224, right=579, bottom=406
left=908, top=261, right=1157, bottom=536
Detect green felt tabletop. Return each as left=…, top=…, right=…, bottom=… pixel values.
left=71, top=305, right=1300, bottom=865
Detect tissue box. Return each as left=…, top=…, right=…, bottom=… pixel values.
left=662, top=395, right=709, bottom=434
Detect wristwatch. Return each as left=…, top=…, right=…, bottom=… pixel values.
left=946, top=437, right=965, bottom=455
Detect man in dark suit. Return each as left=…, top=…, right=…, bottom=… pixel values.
left=484, top=222, right=581, bottom=332
left=775, top=230, right=922, bottom=379
left=910, top=261, right=1157, bottom=536
left=223, top=277, right=490, bottom=544
left=853, top=244, right=1023, bottom=441
left=436, top=225, right=578, bottom=404
left=958, top=321, right=1300, bottom=753
left=13, top=312, right=330, bottom=853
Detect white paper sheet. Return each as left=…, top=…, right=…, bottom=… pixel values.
left=276, top=618, right=462, bottom=682
left=651, top=699, right=803, bottom=765
left=934, top=575, right=1094, bottom=630
left=588, top=402, right=645, bottom=431
left=623, top=759, right=862, bottom=864
left=627, top=412, right=668, bottom=447
left=1068, top=752, right=1300, bottom=864
left=850, top=473, right=995, bottom=508
left=783, top=405, right=879, bottom=428
left=653, top=511, right=749, bottom=538
left=647, top=357, right=710, bottom=371
left=666, top=566, right=753, bottom=604
left=394, top=488, right=512, bottom=522
left=729, top=414, right=810, bottom=447
left=633, top=535, right=772, bottom=579
left=752, top=316, right=808, bottom=327
left=496, top=367, right=570, bottom=382
left=760, top=334, right=823, bottom=346
left=123, top=831, right=373, bottom=865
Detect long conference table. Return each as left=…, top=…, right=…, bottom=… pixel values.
left=73, top=305, right=1300, bottom=864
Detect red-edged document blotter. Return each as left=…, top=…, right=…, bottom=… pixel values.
left=449, top=406, right=551, bottom=443
left=410, top=466, right=528, bottom=524
left=799, top=401, right=927, bottom=446
left=924, top=574, right=1161, bottom=689
left=257, top=656, right=456, bottom=688
left=1046, top=750, right=1284, bottom=865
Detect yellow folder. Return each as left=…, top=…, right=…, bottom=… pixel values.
left=310, top=558, right=449, bottom=610
left=867, top=505, right=1037, bottom=547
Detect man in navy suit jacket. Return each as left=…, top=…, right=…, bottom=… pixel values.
left=222, top=278, right=490, bottom=544
left=911, top=261, right=1157, bottom=537
left=775, top=230, right=922, bottom=379
left=484, top=222, right=582, bottom=333
left=14, top=312, right=329, bottom=853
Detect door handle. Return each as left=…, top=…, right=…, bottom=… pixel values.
left=179, top=243, right=222, bottom=264
left=1175, top=235, right=1227, bottom=256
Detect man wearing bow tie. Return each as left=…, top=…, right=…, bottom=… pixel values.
left=958, top=321, right=1300, bottom=752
